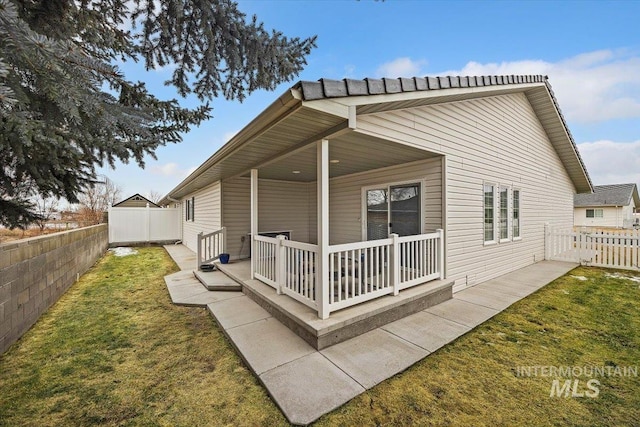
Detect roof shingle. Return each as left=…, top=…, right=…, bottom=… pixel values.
left=574, top=184, right=640, bottom=207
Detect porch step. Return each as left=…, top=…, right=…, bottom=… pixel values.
left=193, top=269, right=242, bottom=292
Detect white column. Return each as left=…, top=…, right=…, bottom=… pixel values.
left=437, top=229, right=444, bottom=279
left=250, top=169, right=258, bottom=279
left=317, top=139, right=330, bottom=319
left=390, top=233, right=400, bottom=295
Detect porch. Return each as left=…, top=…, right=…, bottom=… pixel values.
left=197, top=134, right=447, bottom=319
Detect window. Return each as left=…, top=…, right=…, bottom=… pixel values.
left=513, top=190, right=520, bottom=239
left=484, top=184, right=495, bottom=242
left=586, top=209, right=603, bottom=218
left=499, top=187, right=509, bottom=241
left=185, top=197, right=195, bottom=221
left=363, top=182, right=422, bottom=240
left=485, top=184, right=521, bottom=244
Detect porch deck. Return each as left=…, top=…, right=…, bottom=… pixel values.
left=216, top=259, right=453, bottom=349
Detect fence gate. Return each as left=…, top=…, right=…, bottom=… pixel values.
left=546, top=225, right=640, bottom=271
left=108, top=206, right=181, bottom=244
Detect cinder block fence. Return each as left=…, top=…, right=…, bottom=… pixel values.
left=0, top=224, right=108, bottom=354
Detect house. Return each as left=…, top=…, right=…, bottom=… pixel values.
left=113, top=193, right=160, bottom=208
left=574, top=183, right=639, bottom=229
left=160, top=74, right=592, bottom=319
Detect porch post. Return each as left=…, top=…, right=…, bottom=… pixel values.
left=197, top=231, right=202, bottom=271
left=390, top=233, right=400, bottom=295
left=250, top=169, right=258, bottom=279
left=437, top=229, right=444, bottom=279
left=275, top=235, right=286, bottom=295
left=317, top=139, right=330, bottom=319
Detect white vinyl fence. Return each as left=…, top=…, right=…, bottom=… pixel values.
left=108, top=206, right=181, bottom=244
left=546, top=225, right=640, bottom=271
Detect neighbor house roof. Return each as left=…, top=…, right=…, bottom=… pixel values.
left=113, top=193, right=160, bottom=208
left=574, top=184, right=640, bottom=208
left=160, top=75, right=593, bottom=205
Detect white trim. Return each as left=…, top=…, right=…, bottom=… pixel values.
left=441, top=156, right=448, bottom=279
left=250, top=169, right=258, bottom=280
left=317, top=139, right=330, bottom=320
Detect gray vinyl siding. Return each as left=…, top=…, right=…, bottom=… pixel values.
left=221, top=178, right=250, bottom=259
left=327, top=158, right=442, bottom=245
left=221, top=177, right=312, bottom=260
left=181, top=181, right=221, bottom=253
left=356, top=92, right=576, bottom=289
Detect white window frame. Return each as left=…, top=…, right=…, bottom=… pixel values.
left=484, top=183, right=521, bottom=245
left=361, top=179, right=424, bottom=240
left=512, top=189, right=522, bottom=241
left=498, top=186, right=510, bottom=243
left=483, top=183, right=497, bottom=245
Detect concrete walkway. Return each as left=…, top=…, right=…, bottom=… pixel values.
left=163, top=245, right=576, bottom=425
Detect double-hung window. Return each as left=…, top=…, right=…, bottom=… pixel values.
left=483, top=184, right=495, bottom=243
left=499, top=187, right=509, bottom=241
left=185, top=197, right=195, bottom=221
left=484, top=184, right=521, bottom=244
left=513, top=190, right=521, bottom=239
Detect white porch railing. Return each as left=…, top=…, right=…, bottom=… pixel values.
left=197, top=227, right=226, bottom=270
left=253, top=235, right=278, bottom=287
left=251, top=230, right=444, bottom=318
left=282, top=239, right=319, bottom=309
left=546, top=225, right=640, bottom=270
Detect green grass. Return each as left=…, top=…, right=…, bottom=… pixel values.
left=1, top=251, right=639, bottom=426
left=0, top=248, right=286, bottom=427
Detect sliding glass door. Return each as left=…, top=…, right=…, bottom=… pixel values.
left=366, top=183, right=421, bottom=240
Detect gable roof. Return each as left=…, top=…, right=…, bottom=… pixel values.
left=113, top=193, right=160, bottom=208
left=574, top=183, right=640, bottom=208
left=160, top=74, right=592, bottom=205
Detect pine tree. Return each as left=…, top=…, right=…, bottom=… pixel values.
left=0, top=0, right=316, bottom=228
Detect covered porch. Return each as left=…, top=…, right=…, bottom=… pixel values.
left=222, top=133, right=445, bottom=319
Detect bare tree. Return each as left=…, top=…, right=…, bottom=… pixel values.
left=32, top=195, right=60, bottom=231
left=146, top=190, right=163, bottom=205
left=77, top=176, right=123, bottom=225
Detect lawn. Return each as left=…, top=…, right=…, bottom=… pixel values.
left=1, top=248, right=639, bottom=426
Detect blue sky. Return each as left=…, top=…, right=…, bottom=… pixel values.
left=99, top=0, right=640, bottom=200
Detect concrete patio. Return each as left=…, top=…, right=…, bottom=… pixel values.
left=163, top=244, right=577, bottom=425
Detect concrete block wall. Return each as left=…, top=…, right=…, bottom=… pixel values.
left=0, top=224, right=108, bottom=354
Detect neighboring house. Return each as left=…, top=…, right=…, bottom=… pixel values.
left=574, top=183, right=640, bottom=229
left=113, top=193, right=160, bottom=208
left=160, top=74, right=592, bottom=318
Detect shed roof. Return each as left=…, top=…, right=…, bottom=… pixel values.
left=113, top=193, right=160, bottom=208
left=160, top=75, right=593, bottom=205
left=574, top=184, right=640, bottom=208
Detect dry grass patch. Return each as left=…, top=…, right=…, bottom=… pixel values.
left=0, top=247, right=286, bottom=427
